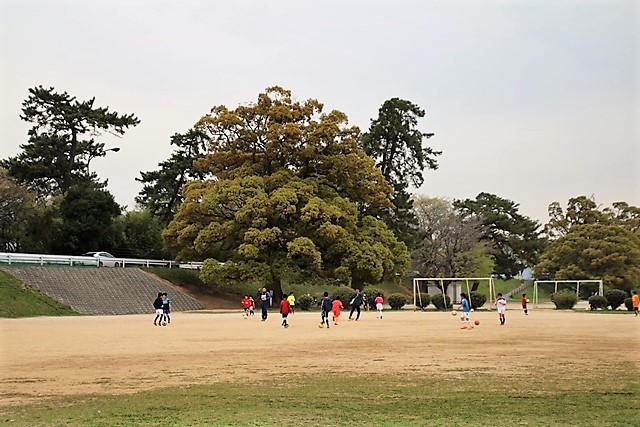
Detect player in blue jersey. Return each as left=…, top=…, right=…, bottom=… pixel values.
left=459, top=293, right=474, bottom=330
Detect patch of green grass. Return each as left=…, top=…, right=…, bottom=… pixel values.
left=3, top=372, right=638, bottom=426
left=0, top=270, right=79, bottom=318
left=143, top=267, right=205, bottom=289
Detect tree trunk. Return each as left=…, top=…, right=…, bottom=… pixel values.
left=269, top=271, right=283, bottom=303
left=63, top=128, right=78, bottom=193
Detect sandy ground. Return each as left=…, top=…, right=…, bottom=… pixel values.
left=1, top=307, right=638, bottom=407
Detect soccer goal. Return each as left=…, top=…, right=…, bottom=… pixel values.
left=412, top=277, right=496, bottom=310
left=532, top=280, right=603, bottom=307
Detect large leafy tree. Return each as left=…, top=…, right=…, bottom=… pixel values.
left=0, top=168, right=61, bottom=253
left=118, top=210, right=166, bottom=259
left=536, top=223, right=640, bottom=292
left=539, top=197, right=640, bottom=291
left=2, top=86, right=139, bottom=195
left=411, top=196, right=490, bottom=291
left=454, top=192, right=546, bottom=277
left=52, top=185, right=122, bottom=255
left=165, top=87, right=409, bottom=297
left=360, top=98, right=440, bottom=248
left=544, top=196, right=608, bottom=239
left=136, top=129, right=209, bottom=225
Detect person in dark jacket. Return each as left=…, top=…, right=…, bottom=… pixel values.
left=349, top=288, right=364, bottom=321
left=258, top=287, right=271, bottom=321
left=153, top=292, right=164, bottom=326
left=320, top=292, right=332, bottom=328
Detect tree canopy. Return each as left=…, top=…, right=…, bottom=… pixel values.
left=360, top=98, right=440, bottom=248
left=412, top=196, right=488, bottom=279
left=538, top=196, right=640, bottom=291
left=136, top=129, right=209, bottom=224
left=2, top=86, right=139, bottom=195
left=454, top=192, right=546, bottom=277
left=164, top=87, right=409, bottom=297
left=536, top=223, right=640, bottom=292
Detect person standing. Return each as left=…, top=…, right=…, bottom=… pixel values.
left=632, top=290, right=639, bottom=317
left=259, top=287, right=271, bottom=321
left=153, top=292, right=164, bottom=326
left=241, top=295, right=252, bottom=318
left=349, top=289, right=364, bottom=321
left=320, top=292, right=333, bottom=328
left=495, top=293, right=507, bottom=326
left=161, top=292, right=172, bottom=325
left=287, top=292, right=296, bottom=314
left=521, top=293, right=529, bottom=315
left=460, top=293, right=474, bottom=330
left=280, top=293, right=291, bottom=328
left=374, top=293, right=384, bottom=319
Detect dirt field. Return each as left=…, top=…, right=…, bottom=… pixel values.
left=1, top=307, right=638, bottom=408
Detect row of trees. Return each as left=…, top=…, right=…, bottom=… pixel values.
left=2, top=86, right=638, bottom=295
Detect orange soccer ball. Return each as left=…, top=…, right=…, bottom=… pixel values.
left=474, top=320, right=480, bottom=326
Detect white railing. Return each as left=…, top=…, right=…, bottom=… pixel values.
left=0, top=252, right=202, bottom=269
left=0, top=252, right=100, bottom=267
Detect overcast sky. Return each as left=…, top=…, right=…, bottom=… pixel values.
left=1, top=0, right=638, bottom=224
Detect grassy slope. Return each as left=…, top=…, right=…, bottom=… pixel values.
left=0, top=270, right=79, bottom=318
left=3, top=368, right=637, bottom=426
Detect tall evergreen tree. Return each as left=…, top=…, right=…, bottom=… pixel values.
left=2, top=86, right=139, bottom=195
left=360, top=98, right=440, bottom=248
left=454, top=193, right=546, bottom=277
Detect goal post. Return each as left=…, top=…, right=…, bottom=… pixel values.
left=533, top=280, right=603, bottom=307
left=412, top=277, right=496, bottom=310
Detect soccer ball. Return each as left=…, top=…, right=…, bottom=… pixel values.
left=242, top=314, right=247, bottom=319
left=470, top=308, right=475, bottom=312
left=526, top=299, right=530, bottom=303
left=318, top=322, right=324, bottom=328
left=162, top=322, right=167, bottom=326
left=474, top=320, right=480, bottom=326
left=451, top=310, right=457, bottom=316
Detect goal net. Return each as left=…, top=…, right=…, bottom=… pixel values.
left=533, top=280, right=603, bottom=306
left=412, top=277, right=496, bottom=310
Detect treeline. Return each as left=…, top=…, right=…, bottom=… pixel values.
left=1, top=86, right=638, bottom=295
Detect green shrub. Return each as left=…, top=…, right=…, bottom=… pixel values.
left=297, top=294, right=314, bottom=311
left=550, top=290, right=578, bottom=309
left=624, top=297, right=634, bottom=311
left=588, top=295, right=608, bottom=310
left=604, top=289, right=628, bottom=310
left=469, top=292, right=487, bottom=309
left=387, top=293, right=407, bottom=310
left=431, top=294, right=451, bottom=310
left=416, top=293, right=431, bottom=309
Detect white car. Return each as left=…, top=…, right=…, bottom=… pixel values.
left=84, top=251, right=122, bottom=267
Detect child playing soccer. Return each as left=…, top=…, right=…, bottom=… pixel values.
left=287, top=292, right=296, bottom=314
left=495, top=292, right=507, bottom=325
left=249, top=296, right=255, bottom=316
left=521, top=293, right=529, bottom=315
left=153, top=292, right=164, bottom=326
left=331, top=295, right=343, bottom=325
left=459, top=293, right=473, bottom=330
left=161, top=292, right=171, bottom=325
left=632, top=290, right=639, bottom=317
left=241, top=295, right=252, bottom=318
left=374, top=293, right=384, bottom=319
left=321, top=292, right=332, bottom=328
left=280, top=293, right=291, bottom=328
